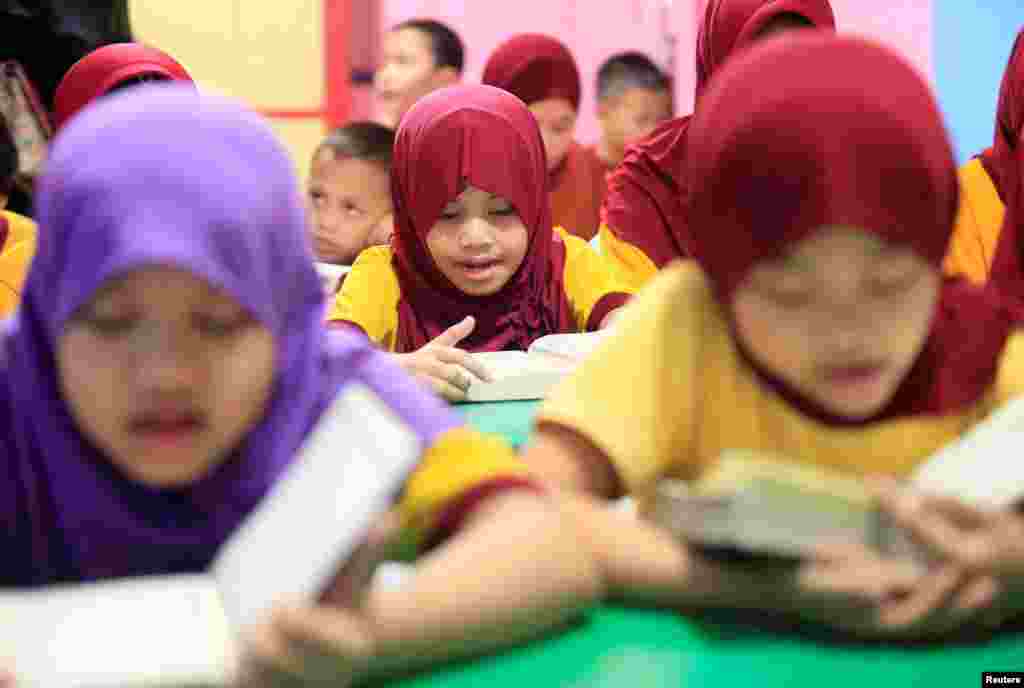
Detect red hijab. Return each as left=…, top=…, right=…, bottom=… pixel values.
left=989, top=136, right=1024, bottom=298
left=53, top=43, right=193, bottom=130
left=688, top=33, right=1020, bottom=423
left=602, top=0, right=836, bottom=267
left=978, top=29, right=1024, bottom=203
left=390, top=84, right=576, bottom=353
left=481, top=34, right=581, bottom=112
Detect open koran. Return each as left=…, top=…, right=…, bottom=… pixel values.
left=0, top=383, right=422, bottom=688
left=648, top=394, right=1024, bottom=562
left=464, top=331, right=614, bottom=403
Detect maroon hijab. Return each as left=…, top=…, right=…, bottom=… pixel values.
left=688, top=33, right=1019, bottom=423
left=989, top=134, right=1024, bottom=300
left=481, top=34, right=581, bottom=112
left=602, top=0, right=836, bottom=267
left=53, top=43, right=193, bottom=130
left=978, top=29, right=1024, bottom=203
left=390, top=85, right=576, bottom=353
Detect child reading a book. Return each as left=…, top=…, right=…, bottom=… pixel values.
left=52, top=42, right=193, bottom=130
left=308, top=122, right=395, bottom=292
left=599, top=0, right=835, bottom=290
left=483, top=34, right=607, bottom=241
left=328, top=85, right=633, bottom=401
left=0, top=85, right=603, bottom=685
left=521, top=34, right=1024, bottom=640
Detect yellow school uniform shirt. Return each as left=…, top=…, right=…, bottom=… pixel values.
left=596, top=222, right=661, bottom=292
left=327, top=228, right=634, bottom=350
left=943, top=159, right=1006, bottom=284
left=536, top=261, right=1024, bottom=499
left=0, top=210, right=38, bottom=317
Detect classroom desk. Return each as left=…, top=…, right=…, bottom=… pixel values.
left=408, top=400, right=1024, bottom=688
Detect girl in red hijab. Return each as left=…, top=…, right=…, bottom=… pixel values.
left=598, top=0, right=835, bottom=289
left=525, top=34, right=1024, bottom=638
left=328, top=85, right=631, bottom=400
left=945, top=29, right=1023, bottom=284
left=53, top=42, right=192, bottom=130
left=482, top=34, right=607, bottom=241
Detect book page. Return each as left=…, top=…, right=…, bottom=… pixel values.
left=0, top=575, right=232, bottom=688
left=213, top=382, right=421, bottom=632
left=526, top=331, right=613, bottom=362
left=909, top=394, right=1024, bottom=508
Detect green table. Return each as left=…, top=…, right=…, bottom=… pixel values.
left=429, top=401, right=1024, bottom=687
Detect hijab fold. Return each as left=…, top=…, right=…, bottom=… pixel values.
left=687, top=34, right=1019, bottom=423
left=390, top=84, right=575, bottom=352
left=602, top=0, right=836, bottom=267
left=978, top=29, right=1024, bottom=204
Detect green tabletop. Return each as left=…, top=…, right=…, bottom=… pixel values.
left=437, top=401, right=1024, bottom=687
left=455, top=399, right=540, bottom=448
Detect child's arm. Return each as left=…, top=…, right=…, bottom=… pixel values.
left=238, top=490, right=604, bottom=685
left=522, top=425, right=945, bottom=639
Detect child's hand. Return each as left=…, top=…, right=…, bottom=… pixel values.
left=238, top=605, right=374, bottom=687
left=236, top=511, right=402, bottom=686
left=876, top=482, right=1024, bottom=628
left=394, top=317, right=493, bottom=401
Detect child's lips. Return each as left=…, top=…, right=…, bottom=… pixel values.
left=822, top=361, right=887, bottom=386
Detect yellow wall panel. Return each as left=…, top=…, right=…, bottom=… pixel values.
left=129, top=0, right=325, bottom=170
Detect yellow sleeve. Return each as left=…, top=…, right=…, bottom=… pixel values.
left=326, top=246, right=401, bottom=351
left=396, top=427, right=536, bottom=552
left=536, top=264, right=701, bottom=495
left=943, top=159, right=1005, bottom=284
left=0, top=236, right=36, bottom=318
left=597, top=222, right=660, bottom=292
left=558, top=228, right=634, bottom=331
left=2, top=211, right=37, bottom=246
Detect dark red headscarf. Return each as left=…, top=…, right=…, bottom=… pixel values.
left=53, top=43, right=193, bottom=130
left=688, top=33, right=1020, bottom=422
left=481, top=34, right=581, bottom=111
left=390, top=84, right=579, bottom=353
left=978, top=29, right=1024, bottom=203
left=602, top=0, right=836, bottom=267
left=989, top=133, right=1024, bottom=299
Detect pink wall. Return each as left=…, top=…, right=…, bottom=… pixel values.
left=382, top=0, right=933, bottom=143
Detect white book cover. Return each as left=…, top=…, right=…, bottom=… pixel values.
left=463, top=332, right=614, bottom=402
left=908, top=393, right=1024, bottom=509
left=0, top=382, right=421, bottom=688
left=314, top=262, right=351, bottom=295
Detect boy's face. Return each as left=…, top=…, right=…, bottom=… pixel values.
left=375, top=28, right=457, bottom=127
left=598, top=87, right=672, bottom=161
left=58, top=267, right=276, bottom=488
left=307, top=150, right=393, bottom=265
left=730, top=227, right=940, bottom=421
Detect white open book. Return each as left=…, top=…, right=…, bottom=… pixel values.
left=649, top=394, right=1024, bottom=563
left=0, top=383, right=422, bottom=688
left=315, top=262, right=351, bottom=295
left=464, top=331, right=614, bottom=402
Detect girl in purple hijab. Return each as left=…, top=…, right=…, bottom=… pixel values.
left=0, top=84, right=603, bottom=685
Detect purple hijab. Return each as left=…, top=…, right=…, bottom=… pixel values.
left=0, top=85, right=459, bottom=586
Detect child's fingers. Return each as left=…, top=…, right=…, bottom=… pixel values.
left=430, top=316, right=476, bottom=348
left=953, top=574, right=1001, bottom=615
left=240, top=612, right=307, bottom=683
left=877, top=565, right=963, bottom=630
left=430, top=375, right=468, bottom=402
left=436, top=346, right=492, bottom=382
